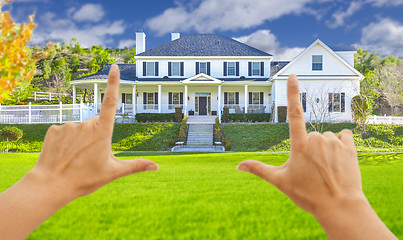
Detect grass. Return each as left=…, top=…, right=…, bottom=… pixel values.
left=0, top=152, right=401, bottom=239
left=223, top=123, right=403, bottom=152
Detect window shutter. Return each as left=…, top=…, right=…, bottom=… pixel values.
left=122, top=93, right=126, bottom=103
left=196, top=62, right=199, bottom=74
left=236, top=92, right=239, bottom=104
left=155, top=62, right=159, bottom=76
left=260, top=62, right=264, bottom=76
left=302, top=93, right=307, bottom=112
left=328, top=93, right=333, bottom=112
left=180, top=62, right=184, bottom=76
left=143, top=93, right=147, bottom=105
left=248, top=62, right=252, bottom=76
left=223, top=62, right=227, bottom=76
left=249, top=92, right=252, bottom=105
left=143, top=62, right=146, bottom=76
left=341, top=92, right=345, bottom=112
left=180, top=92, right=183, bottom=105
left=154, top=92, right=158, bottom=110
left=207, top=62, right=211, bottom=75
left=260, top=92, right=264, bottom=104
left=101, top=93, right=104, bottom=103
left=236, top=62, right=239, bottom=76
left=224, top=92, right=228, bottom=104
left=168, top=62, right=172, bottom=76
left=169, top=92, right=172, bottom=105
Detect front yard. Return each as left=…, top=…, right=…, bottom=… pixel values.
left=0, top=152, right=401, bottom=239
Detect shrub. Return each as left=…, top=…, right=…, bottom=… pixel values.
left=0, top=126, right=24, bottom=152
left=277, top=106, right=287, bottom=123
left=395, top=126, right=403, bottom=136
left=175, top=107, right=183, bottom=123
left=228, top=113, right=271, bottom=122
left=136, top=113, right=176, bottom=122
left=222, top=107, right=229, bottom=123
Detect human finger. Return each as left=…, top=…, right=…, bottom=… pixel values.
left=337, top=129, right=355, bottom=148
left=111, top=158, right=159, bottom=179
left=99, top=65, right=120, bottom=135
left=287, top=74, right=307, bottom=149
left=237, top=160, right=282, bottom=187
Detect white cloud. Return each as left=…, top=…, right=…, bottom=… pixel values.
left=146, top=0, right=314, bottom=36
left=367, top=0, right=403, bottom=6
left=326, top=1, right=363, bottom=28
left=30, top=11, right=126, bottom=48
left=357, top=18, right=403, bottom=57
left=71, top=3, right=105, bottom=23
left=234, top=30, right=304, bottom=61
left=118, top=39, right=136, bottom=49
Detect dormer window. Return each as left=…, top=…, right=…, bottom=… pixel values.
left=312, top=55, right=323, bottom=71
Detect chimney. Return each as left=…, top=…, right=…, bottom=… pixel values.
left=136, top=32, right=146, bottom=55
left=171, top=32, right=180, bottom=41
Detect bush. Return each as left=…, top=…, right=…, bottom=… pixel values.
left=394, top=126, right=403, bottom=136
left=277, top=106, right=287, bottom=123
left=136, top=113, right=176, bottom=122
left=222, top=107, right=229, bottom=123
left=228, top=113, right=271, bottom=122
left=175, top=107, right=183, bottom=123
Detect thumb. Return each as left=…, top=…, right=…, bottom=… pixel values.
left=237, top=160, right=282, bottom=187
left=112, top=158, right=159, bottom=179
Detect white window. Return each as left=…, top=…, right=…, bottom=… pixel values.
left=328, top=93, right=345, bottom=112
left=252, top=92, right=261, bottom=105
left=227, top=62, right=236, bottom=76
left=171, top=62, right=180, bottom=76
left=200, top=62, right=207, bottom=74
left=122, top=93, right=133, bottom=104
left=144, top=92, right=157, bottom=110
left=146, top=62, right=155, bottom=76
left=312, top=55, right=323, bottom=71
left=252, top=62, right=261, bottom=76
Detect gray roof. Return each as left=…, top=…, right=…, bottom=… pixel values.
left=136, top=77, right=267, bottom=82
left=271, top=61, right=290, bottom=75
left=137, top=34, right=272, bottom=57
left=77, top=64, right=136, bottom=81
left=329, top=45, right=356, bottom=52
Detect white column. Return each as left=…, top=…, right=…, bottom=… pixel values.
left=132, top=84, right=136, bottom=117
left=72, top=85, right=77, bottom=105
left=94, top=83, right=98, bottom=114
left=244, top=85, right=249, bottom=113
left=158, top=85, right=162, bottom=113
left=184, top=85, right=188, bottom=115
left=218, top=85, right=222, bottom=122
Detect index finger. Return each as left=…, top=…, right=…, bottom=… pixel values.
left=99, top=65, right=120, bottom=134
left=287, top=74, right=307, bottom=148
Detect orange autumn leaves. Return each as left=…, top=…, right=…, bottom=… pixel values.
left=0, top=0, right=38, bottom=102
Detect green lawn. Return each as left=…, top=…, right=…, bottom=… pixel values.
left=0, top=152, right=402, bottom=239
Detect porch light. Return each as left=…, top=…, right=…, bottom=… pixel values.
left=316, top=98, right=320, bottom=103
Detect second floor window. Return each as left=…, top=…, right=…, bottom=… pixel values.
left=228, top=62, right=236, bottom=76
left=172, top=62, right=180, bottom=76
left=248, top=62, right=264, bottom=76
left=252, top=62, right=260, bottom=76
left=168, top=62, right=184, bottom=76
left=143, top=62, right=159, bottom=76
left=312, top=55, right=323, bottom=71
left=200, top=62, right=207, bottom=74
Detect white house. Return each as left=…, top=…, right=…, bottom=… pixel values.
left=70, top=33, right=364, bottom=123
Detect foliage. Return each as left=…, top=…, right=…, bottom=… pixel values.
left=0, top=1, right=36, bottom=102
left=135, top=113, right=176, bottom=122
left=69, top=54, right=80, bottom=73
left=351, top=95, right=370, bottom=128
left=277, top=107, right=287, bottom=123
left=177, top=115, right=187, bottom=142
left=228, top=113, right=271, bottom=122
left=175, top=107, right=183, bottom=123
left=222, top=107, right=229, bottom=123
left=0, top=126, right=23, bottom=141
left=215, top=116, right=222, bottom=142
left=375, top=62, right=403, bottom=115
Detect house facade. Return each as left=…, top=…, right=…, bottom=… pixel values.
left=70, top=33, right=364, bottom=122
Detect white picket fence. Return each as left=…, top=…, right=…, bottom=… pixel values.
left=28, top=92, right=83, bottom=101
left=367, top=116, right=403, bottom=125
left=0, top=103, right=96, bottom=124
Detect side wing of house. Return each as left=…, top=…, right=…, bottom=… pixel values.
left=271, top=39, right=364, bottom=123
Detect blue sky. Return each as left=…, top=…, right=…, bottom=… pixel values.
left=5, top=0, right=403, bottom=60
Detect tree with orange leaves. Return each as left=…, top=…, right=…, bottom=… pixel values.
left=0, top=0, right=37, bottom=102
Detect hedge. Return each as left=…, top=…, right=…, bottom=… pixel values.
left=228, top=113, right=271, bottom=122
left=135, top=113, right=176, bottom=122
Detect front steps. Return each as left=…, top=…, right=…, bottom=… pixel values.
left=171, top=123, right=225, bottom=152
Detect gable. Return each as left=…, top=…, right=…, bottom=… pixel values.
left=182, top=73, right=222, bottom=84
left=273, top=40, right=363, bottom=80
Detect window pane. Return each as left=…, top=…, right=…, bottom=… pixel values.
left=126, top=94, right=132, bottom=104
left=146, top=62, right=155, bottom=76
left=228, top=62, right=236, bottom=76
left=333, top=93, right=340, bottom=112
left=252, top=92, right=260, bottom=104
left=172, top=62, right=180, bottom=76
left=200, top=62, right=207, bottom=74
left=312, top=55, right=323, bottom=71
left=252, top=62, right=260, bottom=76
left=228, top=92, right=235, bottom=105
left=172, top=93, right=180, bottom=105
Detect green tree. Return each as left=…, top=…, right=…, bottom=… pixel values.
left=354, top=49, right=381, bottom=75
left=0, top=126, right=23, bottom=152
left=69, top=54, right=80, bottom=73
left=375, top=62, right=403, bottom=115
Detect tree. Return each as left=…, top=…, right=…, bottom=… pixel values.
left=375, top=62, right=403, bottom=115
left=351, top=95, right=370, bottom=130
left=0, top=126, right=23, bottom=153
left=354, top=49, right=381, bottom=75
left=69, top=54, right=80, bottom=73
left=0, top=1, right=36, bottom=102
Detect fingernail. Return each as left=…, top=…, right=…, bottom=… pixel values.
left=237, top=164, right=249, bottom=172
left=145, top=164, right=159, bottom=171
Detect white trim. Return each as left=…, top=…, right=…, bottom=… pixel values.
left=135, top=56, right=272, bottom=60
left=272, top=39, right=364, bottom=80
left=182, top=73, right=222, bottom=84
